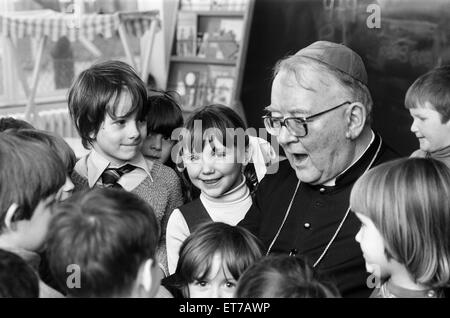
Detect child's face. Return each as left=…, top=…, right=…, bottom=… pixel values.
left=92, top=91, right=147, bottom=165
left=354, top=212, right=392, bottom=280
left=409, top=101, right=450, bottom=152
left=188, top=253, right=237, bottom=298
left=142, top=132, right=175, bottom=164
left=17, top=195, right=56, bottom=252
left=183, top=137, right=245, bottom=198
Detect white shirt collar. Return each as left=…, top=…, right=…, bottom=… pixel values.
left=76, top=149, right=153, bottom=187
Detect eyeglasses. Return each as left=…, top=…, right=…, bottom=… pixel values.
left=262, top=101, right=351, bottom=137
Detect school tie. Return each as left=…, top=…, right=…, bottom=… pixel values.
left=100, top=164, right=136, bottom=189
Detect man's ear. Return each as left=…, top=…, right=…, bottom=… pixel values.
left=345, top=102, right=367, bottom=139
left=4, top=203, right=19, bottom=231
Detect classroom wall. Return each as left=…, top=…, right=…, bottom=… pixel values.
left=240, top=0, right=450, bottom=156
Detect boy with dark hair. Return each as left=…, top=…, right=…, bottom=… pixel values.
left=68, top=60, right=183, bottom=274
left=406, top=65, right=450, bottom=168
left=46, top=188, right=161, bottom=297
left=0, top=116, right=35, bottom=131
left=0, top=249, right=39, bottom=298
left=0, top=131, right=66, bottom=297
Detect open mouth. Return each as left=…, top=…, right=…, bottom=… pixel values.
left=292, top=154, right=308, bottom=165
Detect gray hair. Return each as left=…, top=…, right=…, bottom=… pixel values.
left=274, top=55, right=373, bottom=124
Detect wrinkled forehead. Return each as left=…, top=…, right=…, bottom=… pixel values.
left=269, top=69, right=343, bottom=115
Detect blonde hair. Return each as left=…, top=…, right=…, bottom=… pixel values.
left=350, top=158, right=450, bottom=289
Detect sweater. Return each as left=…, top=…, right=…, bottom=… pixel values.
left=410, top=145, right=450, bottom=169
left=166, top=176, right=252, bottom=274
left=71, top=159, right=184, bottom=275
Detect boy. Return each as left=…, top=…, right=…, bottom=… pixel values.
left=68, top=60, right=183, bottom=274
left=0, top=116, right=35, bottom=131
left=46, top=188, right=162, bottom=297
left=405, top=65, right=450, bottom=167
left=0, top=131, right=66, bottom=297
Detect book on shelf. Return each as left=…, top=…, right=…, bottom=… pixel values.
left=208, top=65, right=235, bottom=106
left=180, top=0, right=212, bottom=11
left=180, top=0, right=248, bottom=11
left=212, top=76, right=234, bottom=105
left=211, top=0, right=247, bottom=11
left=176, top=12, right=197, bottom=57
left=196, top=17, right=242, bottom=60
left=169, top=64, right=235, bottom=111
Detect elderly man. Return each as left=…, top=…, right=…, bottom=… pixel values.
left=240, top=41, right=398, bottom=297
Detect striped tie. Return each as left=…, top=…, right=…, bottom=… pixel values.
left=101, top=164, right=135, bottom=189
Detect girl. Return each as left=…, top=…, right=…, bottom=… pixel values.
left=350, top=158, right=450, bottom=298
left=235, top=255, right=340, bottom=298
left=166, top=104, right=258, bottom=274
left=162, top=222, right=263, bottom=298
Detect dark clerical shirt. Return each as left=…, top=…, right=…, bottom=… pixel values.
left=239, top=133, right=399, bottom=297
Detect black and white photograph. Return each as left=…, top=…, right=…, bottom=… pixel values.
left=0, top=0, right=450, bottom=309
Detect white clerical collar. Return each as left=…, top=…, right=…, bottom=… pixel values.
left=322, top=130, right=375, bottom=186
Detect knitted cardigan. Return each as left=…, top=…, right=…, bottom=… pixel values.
left=71, top=160, right=184, bottom=275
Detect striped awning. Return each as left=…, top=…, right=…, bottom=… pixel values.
left=0, top=9, right=160, bottom=42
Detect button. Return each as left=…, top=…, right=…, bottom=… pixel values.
left=289, top=248, right=298, bottom=256
left=427, top=290, right=436, bottom=297
left=304, top=222, right=311, bottom=229
left=315, top=201, right=323, bottom=207
left=319, top=187, right=325, bottom=193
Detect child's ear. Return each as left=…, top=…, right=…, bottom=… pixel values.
left=4, top=203, right=19, bottom=231
left=175, top=147, right=185, bottom=172
left=136, top=258, right=157, bottom=297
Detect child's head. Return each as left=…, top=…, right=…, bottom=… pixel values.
left=0, top=249, right=39, bottom=298
left=0, top=131, right=66, bottom=252
left=46, top=188, right=161, bottom=297
left=0, top=117, right=35, bottom=131
left=405, top=65, right=450, bottom=152
left=235, top=255, right=340, bottom=298
left=178, top=104, right=251, bottom=198
left=12, top=129, right=76, bottom=201
left=174, top=222, right=263, bottom=298
left=350, top=158, right=450, bottom=290
left=68, top=60, right=148, bottom=165
left=142, top=90, right=183, bottom=165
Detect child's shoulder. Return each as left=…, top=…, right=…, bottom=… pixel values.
left=148, top=160, right=180, bottom=182
left=74, top=152, right=90, bottom=176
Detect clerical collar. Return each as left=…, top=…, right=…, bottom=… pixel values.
left=318, top=131, right=381, bottom=188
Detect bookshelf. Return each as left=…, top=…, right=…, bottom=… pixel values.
left=166, top=0, right=254, bottom=119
